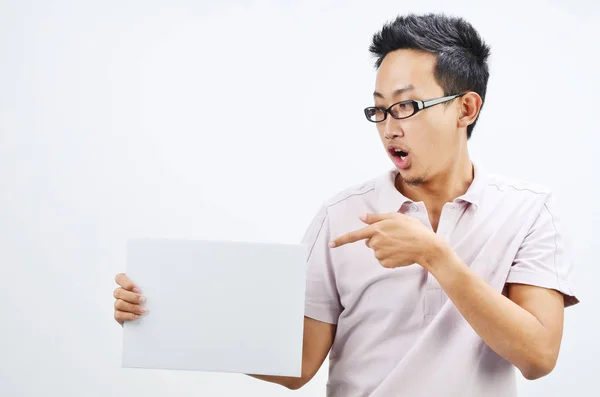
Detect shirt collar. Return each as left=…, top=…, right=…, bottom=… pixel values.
left=375, top=161, right=489, bottom=213
left=375, top=168, right=413, bottom=214
left=455, top=161, right=489, bottom=209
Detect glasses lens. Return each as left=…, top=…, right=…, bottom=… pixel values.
left=365, top=107, right=385, bottom=122
left=390, top=101, right=415, bottom=119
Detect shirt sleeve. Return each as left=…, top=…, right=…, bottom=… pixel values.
left=301, top=205, right=343, bottom=324
left=505, top=192, right=579, bottom=307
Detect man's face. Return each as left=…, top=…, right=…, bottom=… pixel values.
left=373, top=49, right=464, bottom=185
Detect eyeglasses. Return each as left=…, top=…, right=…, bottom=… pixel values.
left=364, top=93, right=466, bottom=123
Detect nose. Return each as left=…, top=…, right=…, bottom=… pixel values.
left=382, top=117, right=404, bottom=140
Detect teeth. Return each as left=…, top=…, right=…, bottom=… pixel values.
left=393, top=149, right=408, bottom=158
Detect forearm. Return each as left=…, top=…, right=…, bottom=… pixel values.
left=246, top=316, right=334, bottom=390
left=246, top=374, right=302, bottom=390
left=422, top=245, right=557, bottom=379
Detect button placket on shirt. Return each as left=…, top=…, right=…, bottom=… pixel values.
left=424, top=202, right=461, bottom=316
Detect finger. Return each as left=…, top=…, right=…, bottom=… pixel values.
left=114, top=310, right=140, bottom=324
left=380, top=258, right=393, bottom=268
left=113, top=288, right=146, bottom=304
left=360, top=212, right=401, bottom=225
left=115, top=273, right=139, bottom=292
left=114, top=299, right=147, bottom=315
left=330, top=226, right=374, bottom=248
left=366, top=234, right=381, bottom=249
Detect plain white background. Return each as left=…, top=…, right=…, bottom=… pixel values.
left=0, top=0, right=598, bottom=396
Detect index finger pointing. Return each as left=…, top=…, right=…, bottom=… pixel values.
left=329, top=226, right=373, bottom=248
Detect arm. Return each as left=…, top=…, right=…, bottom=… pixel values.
left=248, top=316, right=336, bottom=390
left=421, top=192, right=576, bottom=380
left=423, top=247, right=564, bottom=380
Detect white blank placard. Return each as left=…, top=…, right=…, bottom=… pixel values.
left=122, top=238, right=307, bottom=377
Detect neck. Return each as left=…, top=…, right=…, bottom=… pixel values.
left=397, top=155, right=474, bottom=206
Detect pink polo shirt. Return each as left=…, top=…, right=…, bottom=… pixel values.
left=302, top=163, right=578, bottom=397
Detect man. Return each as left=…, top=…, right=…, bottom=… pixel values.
left=113, top=13, right=578, bottom=396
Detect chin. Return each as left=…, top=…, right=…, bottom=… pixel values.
left=404, top=177, right=425, bottom=186
left=397, top=168, right=426, bottom=186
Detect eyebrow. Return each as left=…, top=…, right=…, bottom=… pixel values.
left=373, top=84, right=415, bottom=99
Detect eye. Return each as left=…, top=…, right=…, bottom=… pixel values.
left=390, top=101, right=416, bottom=118
left=365, top=107, right=386, bottom=122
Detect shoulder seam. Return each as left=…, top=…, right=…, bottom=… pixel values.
left=325, top=186, right=376, bottom=210
left=306, top=208, right=328, bottom=261
left=308, top=181, right=377, bottom=259
left=488, top=182, right=549, bottom=196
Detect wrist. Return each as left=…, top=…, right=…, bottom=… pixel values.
left=420, top=236, right=455, bottom=273
left=420, top=237, right=471, bottom=287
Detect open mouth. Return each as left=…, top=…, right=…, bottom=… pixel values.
left=390, top=148, right=409, bottom=161
left=388, top=147, right=411, bottom=169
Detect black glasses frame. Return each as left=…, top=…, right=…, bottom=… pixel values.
left=364, top=92, right=466, bottom=123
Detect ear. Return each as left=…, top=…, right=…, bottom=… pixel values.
left=457, top=92, right=483, bottom=129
